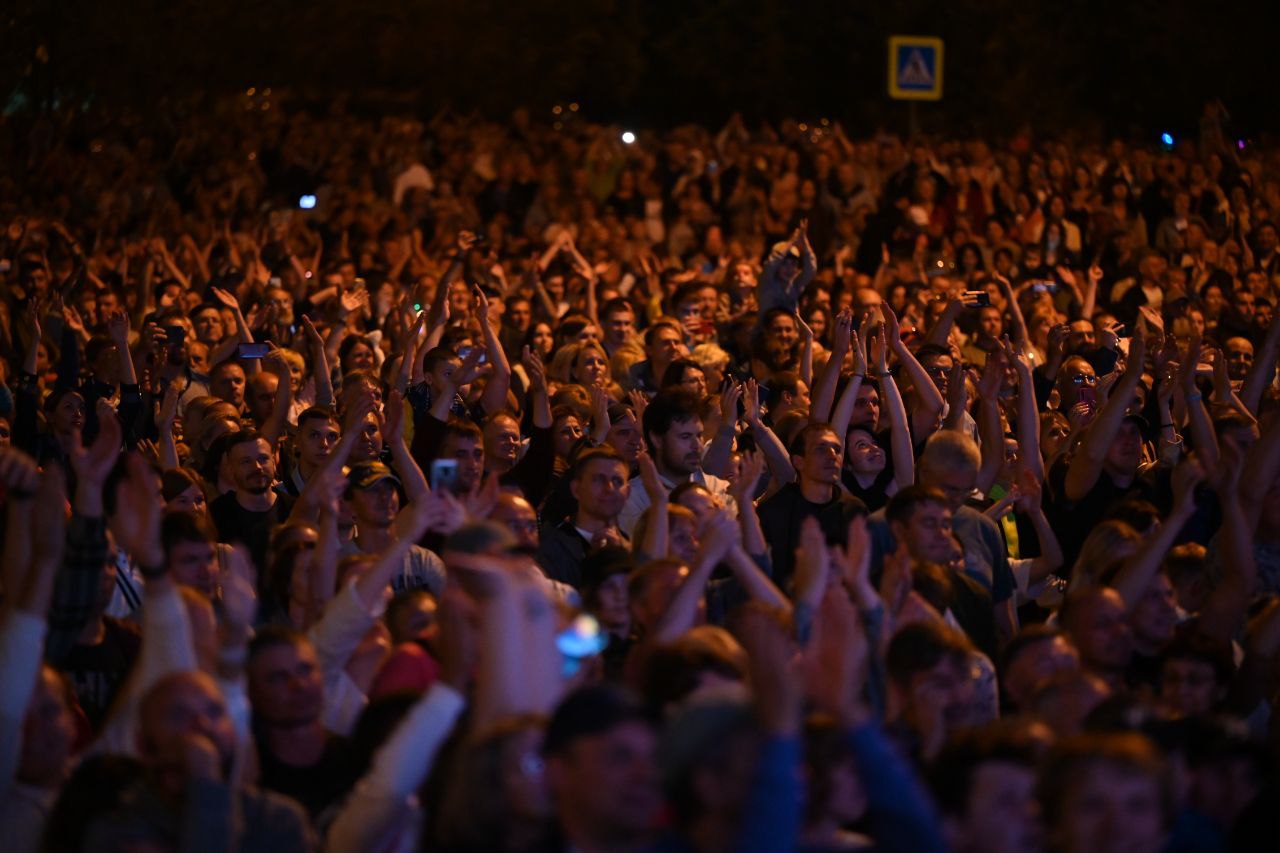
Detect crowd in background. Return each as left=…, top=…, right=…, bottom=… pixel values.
left=0, top=96, right=1279, bottom=852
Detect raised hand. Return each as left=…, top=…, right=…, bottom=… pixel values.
left=742, top=377, right=764, bottom=424
left=339, top=287, right=368, bottom=318
left=263, top=346, right=292, bottom=381
left=718, top=380, right=743, bottom=426
left=113, top=452, right=164, bottom=567
left=730, top=449, right=765, bottom=504
left=71, top=401, right=123, bottom=486
left=880, top=302, right=903, bottom=350
left=208, top=287, right=239, bottom=310
left=626, top=387, right=648, bottom=420
left=637, top=447, right=666, bottom=503
left=793, top=516, right=830, bottom=605
left=795, top=311, right=814, bottom=343
left=453, top=345, right=487, bottom=387
left=106, top=309, right=131, bottom=346
left=977, top=348, right=1006, bottom=398
left=522, top=345, right=547, bottom=392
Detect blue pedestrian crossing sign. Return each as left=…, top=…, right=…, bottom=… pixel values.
left=888, top=36, right=944, bottom=101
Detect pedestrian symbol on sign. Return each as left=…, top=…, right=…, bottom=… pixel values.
left=888, top=36, right=944, bottom=101
left=898, top=50, right=934, bottom=88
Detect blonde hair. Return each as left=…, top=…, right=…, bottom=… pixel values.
left=1068, top=520, right=1142, bottom=591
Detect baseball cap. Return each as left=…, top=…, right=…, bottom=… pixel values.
left=347, top=461, right=401, bottom=491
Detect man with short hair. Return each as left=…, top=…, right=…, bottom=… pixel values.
left=626, top=320, right=687, bottom=395
left=1059, top=587, right=1134, bottom=689
left=280, top=407, right=341, bottom=496
left=930, top=722, right=1048, bottom=853
left=1037, top=732, right=1170, bottom=853
left=160, top=511, right=220, bottom=599
left=757, top=422, right=866, bottom=587
left=132, top=671, right=313, bottom=851
left=886, top=621, right=978, bottom=760
left=247, top=628, right=362, bottom=820
left=872, top=430, right=1018, bottom=639
left=1050, top=335, right=1159, bottom=569
left=538, top=447, right=631, bottom=588
left=210, top=430, right=296, bottom=574
left=209, top=360, right=247, bottom=413
left=601, top=298, right=638, bottom=356
left=618, top=390, right=732, bottom=536
left=543, top=686, right=661, bottom=851
left=1224, top=336, right=1254, bottom=382
left=999, top=625, right=1082, bottom=713
left=339, top=461, right=445, bottom=595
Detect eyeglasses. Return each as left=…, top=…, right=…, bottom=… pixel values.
left=1070, top=373, right=1098, bottom=386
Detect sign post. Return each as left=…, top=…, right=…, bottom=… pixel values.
left=888, top=35, right=944, bottom=135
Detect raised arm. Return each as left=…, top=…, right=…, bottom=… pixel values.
left=1241, top=411, right=1280, bottom=533
left=731, top=450, right=768, bottom=556
left=106, top=310, right=138, bottom=387
left=995, top=275, right=1032, bottom=357
left=1176, top=336, right=1220, bottom=470
left=702, top=382, right=742, bottom=478
left=300, top=316, right=334, bottom=408
left=260, top=347, right=295, bottom=449
left=1111, top=457, right=1203, bottom=610
left=1008, top=340, right=1044, bottom=483
left=206, top=287, right=255, bottom=366
left=650, top=514, right=736, bottom=644
left=923, top=299, right=964, bottom=349
left=974, top=351, right=1007, bottom=495
left=810, top=308, right=854, bottom=424
left=352, top=500, right=433, bottom=606
left=635, top=450, right=669, bottom=561
left=1064, top=332, right=1146, bottom=502
left=884, top=303, right=946, bottom=423
left=1240, top=312, right=1280, bottom=414
left=743, top=379, right=796, bottom=487
left=474, top=287, right=512, bottom=415
left=1197, top=439, right=1257, bottom=645
left=795, top=312, right=815, bottom=388
left=874, top=332, right=915, bottom=489
left=383, top=388, right=429, bottom=504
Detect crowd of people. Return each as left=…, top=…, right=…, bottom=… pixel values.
left=1, top=95, right=1279, bottom=851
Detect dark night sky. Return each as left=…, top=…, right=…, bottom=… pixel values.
left=3, top=0, right=1275, bottom=136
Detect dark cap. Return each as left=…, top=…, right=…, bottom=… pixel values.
left=543, top=685, right=652, bottom=756
left=347, top=461, right=401, bottom=491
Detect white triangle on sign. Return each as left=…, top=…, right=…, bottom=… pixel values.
left=899, top=49, right=934, bottom=87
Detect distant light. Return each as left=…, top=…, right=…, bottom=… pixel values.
left=552, top=105, right=562, bottom=115
left=1238, top=139, right=1246, bottom=150
left=299, top=194, right=316, bottom=209
left=621, top=131, right=636, bottom=144
left=569, top=102, right=579, bottom=112
left=1161, top=132, right=1174, bottom=146
left=246, top=87, right=256, bottom=96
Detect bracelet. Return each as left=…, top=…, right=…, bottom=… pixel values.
left=850, top=372, right=866, bottom=379
left=879, top=371, right=893, bottom=378
left=1161, top=422, right=1175, bottom=428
